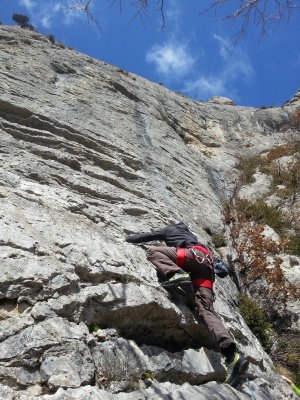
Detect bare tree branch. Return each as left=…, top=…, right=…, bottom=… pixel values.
left=64, top=0, right=299, bottom=41
left=65, top=0, right=102, bottom=31
left=65, top=0, right=166, bottom=30
left=200, top=0, right=299, bottom=46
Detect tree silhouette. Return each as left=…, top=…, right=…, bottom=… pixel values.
left=12, top=13, right=34, bottom=30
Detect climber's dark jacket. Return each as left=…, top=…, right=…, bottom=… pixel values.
left=125, top=221, right=207, bottom=249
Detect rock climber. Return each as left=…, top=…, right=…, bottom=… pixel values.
left=125, top=221, right=249, bottom=387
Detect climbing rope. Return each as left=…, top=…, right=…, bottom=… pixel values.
left=246, top=375, right=257, bottom=400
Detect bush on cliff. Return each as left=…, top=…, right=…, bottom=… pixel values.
left=238, top=294, right=272, bottom=351
left=12, top=13, right=34, bottom=30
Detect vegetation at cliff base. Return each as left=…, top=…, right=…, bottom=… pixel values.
left=227, top=110, right=300, bottom=387
left=238, top=294, right=272, bottom=351
left=271, top=334, right=300, bottom=386
left=228, top=110, right=300, bottom=298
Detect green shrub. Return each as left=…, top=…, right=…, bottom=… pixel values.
left=238, top=294, right=272, bottom=351
left=271, top=158, right=300, bottom=195
left=12, top=13, right=34, bottom=30
left=141, top=371, right=154, bottom=380
left=235, top=155, right=263, bottom=184
left=47, top=34, right=55, bottom=44
left=211, top=233, right=227, bottom=248
left=237, top=198, right=287, bottom=236
left=12, top=13, right=29, bottom=27
left=88, top=323, right=99, bottom=333
left=272, top=334, right=300, bottom=386
left=290, top=106, right=300, bottom=130
left=57, top=41, right=65, bottom=49
left=21, top=38, right=31, bottom=45
left=204, top=227, right=212, bottom=235
left=287, top=234, right=300, bottom=256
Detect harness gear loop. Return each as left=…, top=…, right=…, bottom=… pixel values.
left=188, top=245, right=215, bottom=288
left=189, top=247, right=211, bottom=265
left=176, top=245, right=215, bottom=290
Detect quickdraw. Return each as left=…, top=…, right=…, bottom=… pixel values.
left=188, top=245, right=215, bottom=288
left=189, top=247, right=211, bottom=265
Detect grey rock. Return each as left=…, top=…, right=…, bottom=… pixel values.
left=92, top=336, right=152, bottom=388
left=31, top=302, right=57, bottom=320
left=40, top=342, right=94, bottom=391
left=0, top=314, right=34, bottom=341
left=207, top=96, right=236, bottom=105
left=0, top=317, right=88, bottom=363
left=0, top=365, right=41, bottom=388
left=238, top=172, right=273, bottom=200
left=284, top=87, right=300, bottom=105
left=141, top=346, right=225, bottom=384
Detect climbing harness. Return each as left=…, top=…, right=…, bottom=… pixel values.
left=189, top=245, right=228, bottom=278
left=185, top=245, right=215, bottom=289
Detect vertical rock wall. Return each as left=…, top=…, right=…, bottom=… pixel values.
left=0, top=26, right=298, bottom=399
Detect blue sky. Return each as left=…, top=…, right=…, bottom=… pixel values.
left=1, top=0, right=299, bottom=107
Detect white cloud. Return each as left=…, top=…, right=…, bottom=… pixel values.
left=17, top=0, right=85, bottom=29
left=40, top=15, right=51, bottom=29
left=165, top=0, right=182, bottom=23
left=184, top=77, right=226, bottom=99
left=34, top=3, right=63, bottom=29
left=212, top=34, right=230, bottom=61
left=18, top=0, right=35, bottom=10
left=146, top=40, right=196, bottom=78
left=213, top=34, right=253, bottom=81
left=60, top=1, right=92, bottom=26
left=183, top=34, right=254, bottom=100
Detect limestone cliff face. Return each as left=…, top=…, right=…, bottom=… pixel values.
left=0, top=26, right=299, bottom=399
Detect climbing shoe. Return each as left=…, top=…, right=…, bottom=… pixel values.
left=225, top=353, right=249, bottom=387
left=161, top=272, right=191, bottom=287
